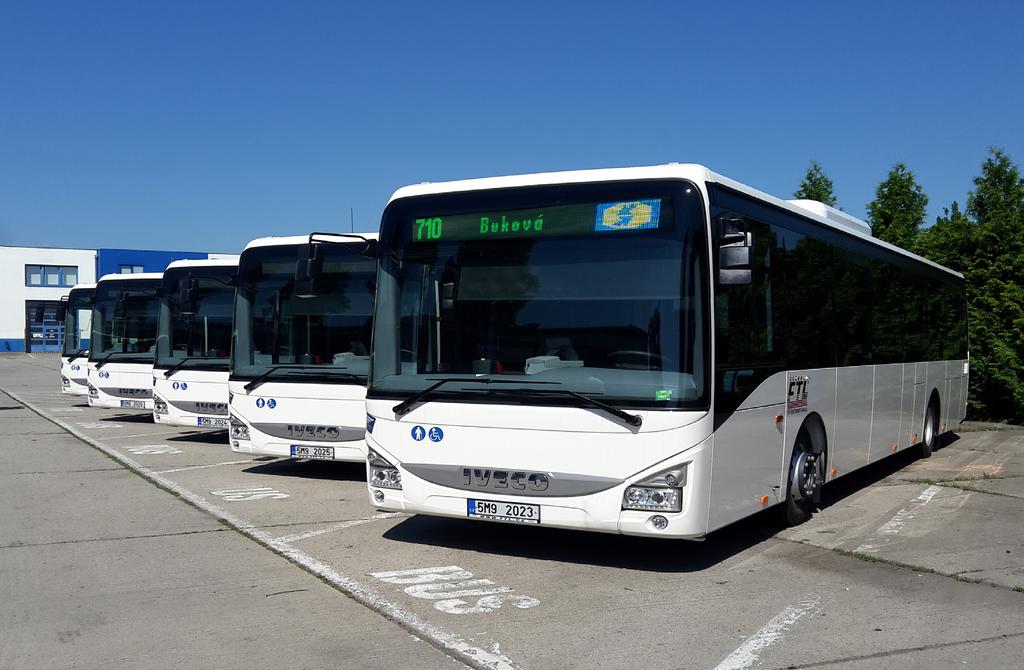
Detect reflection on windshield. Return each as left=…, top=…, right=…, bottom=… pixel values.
left=372, top=185, right=708, bottom=409
left=89, top=280, right=162, bottom=361
left=155, top=268, right=234, bottom=369
left=232, top=245, right=376, bottom=380
left=63, top=290, right=94, bottom=355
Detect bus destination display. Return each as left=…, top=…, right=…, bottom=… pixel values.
left=412, top=198, right=669, bottom=243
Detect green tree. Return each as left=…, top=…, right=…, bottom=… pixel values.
left=917, top=148, right=1024, bottom=422
left=794, top=161, right=838, bottom=207
left=867, top=162, right=928, bottom=250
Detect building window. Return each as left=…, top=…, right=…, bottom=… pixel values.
left=25, top=265, right=79, bottom=288
left=119, top=264, right=145, bottom=274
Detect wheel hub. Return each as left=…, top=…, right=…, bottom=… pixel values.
left=791, top=450, right=821, bottom=500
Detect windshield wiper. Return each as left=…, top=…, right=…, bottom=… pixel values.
left=93, top=352, right=120, bottom=369
left=485, top=388, right=643, bottom=428
left=162, top=356, right=225, bottom=378
left=243, top=365, right=293, bottom=393
left=66, top=348, right=88, bottom=363
left=391, top=377, right=559, bottom=417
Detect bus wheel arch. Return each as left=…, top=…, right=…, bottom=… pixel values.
left=784, top=412, right=828, bottom=526
left=920, top=390, right=941, bottom=457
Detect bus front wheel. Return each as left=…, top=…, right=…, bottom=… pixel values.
left=919, top=398, right=939, bottom=458
left=785, top=429, right=824, bottom=526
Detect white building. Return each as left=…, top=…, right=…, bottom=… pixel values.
left=1, top=245, right=223, bottom=353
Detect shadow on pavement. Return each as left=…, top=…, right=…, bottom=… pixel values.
left=243, top=458, right=366, bottom=483
left=382, top=432, right=964, bottom=572
left=104, top=413, right=153, bottom=423
left=167, top=430, right=229, bottom=444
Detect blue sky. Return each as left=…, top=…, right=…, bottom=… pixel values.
left=1, top=1, right=1021, bottom=253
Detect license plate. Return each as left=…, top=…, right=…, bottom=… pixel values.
left=120, top=400, right=146, bottom=409
left=197, top=417, right=229, bottom=429
left=290, top=445, right=335, bottom=460
left=467, top=499, right=541, bottom=524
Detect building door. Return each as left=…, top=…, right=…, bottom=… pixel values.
left=25, top=301, right=64, bottom=353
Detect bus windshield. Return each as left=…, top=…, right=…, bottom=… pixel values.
left=89, top=279, right=162, bottom=362
left=371, top=181, right=709, bottom=410
left=155, top=266, right=235, bottom=370
left=62, top=288, right=95, bottom=356
left=232, top=243, right=376, bottom=381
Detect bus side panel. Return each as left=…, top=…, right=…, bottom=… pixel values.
left=911, top=363, right=927, bottom=443
left=832, top=366, right=873, bottom=473
left=869, top=364, right=903, bottom=463
left=708, top=372, right=786, bottom=531
left=945, top=361, right=962, bottom=431
left=899, top=364, right=916, bottom=448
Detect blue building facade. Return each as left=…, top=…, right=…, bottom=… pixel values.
left=96, top=248, right=208, bottom=278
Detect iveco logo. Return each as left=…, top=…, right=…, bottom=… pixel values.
left=287, top=425, right=341, bottom=440
left=462, top=468, right=550, bottom=492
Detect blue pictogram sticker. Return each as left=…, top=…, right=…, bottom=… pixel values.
left=411, top=425, right=426, bottom=441
left=180, top=382, right=188, bottom=391
left=256, top=398, right=265, bottom=408
left=267, top=398, right=276, bottom=409
left=172, top=381, right=179, bottom=390
left=428, top=426, right=444, bottom=442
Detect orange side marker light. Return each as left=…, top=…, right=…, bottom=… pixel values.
left=775, top=414, right=784, bottom=425
left=911, top=434, right=918, bottom=444
left=891, top=443, right=898, bottom=452
left=760, top=495, right=770, bottom=506
left=830, top=467, right=838, bottom=478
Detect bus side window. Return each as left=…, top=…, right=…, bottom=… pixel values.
left=714, top=214, right=784, bottom=413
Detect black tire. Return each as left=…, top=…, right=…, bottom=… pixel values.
left=919, top=400, right=938, bottom=458
left=784, top=429, right=823, bottom=526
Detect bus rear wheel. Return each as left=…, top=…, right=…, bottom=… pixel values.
left=919, top=400, right=939, bottom=458
left=784, top=429, right=824, bottom=526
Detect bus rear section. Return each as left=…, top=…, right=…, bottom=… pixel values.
left=153, top=259, right=238, bottom=428
left=87, top=273, right=163, bottom=411
left=228, top=233, right=378, bottom=462
left=366, top=171, right=715, bottom=538
left=59, top=283, right=95, bottom=395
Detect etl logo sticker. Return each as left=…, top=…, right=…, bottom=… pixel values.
left=428, top=427, right=444, bottom=442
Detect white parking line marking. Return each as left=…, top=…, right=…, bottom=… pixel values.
left=76, top=422, right=122, bottom=429
left=371, top=565, right=540, bottom=615
left=124, top=444, right=183, bottom=455
left=8, top=389, right=522, bottom=670
left=211, top=486, right=289, bottom=501
left=274, top=513, right=404, bottom=543
left=714, top=594, right=822, bottom=670
left=855, top=485, right=942, bottom=553
left=154, top=459, right=258, bottom=474
left=105, top=430, right=184, bottom=440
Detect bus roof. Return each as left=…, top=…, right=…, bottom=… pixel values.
left=387, top=163, right=962, bottom=280
left=164, top=257, right=239, bottom=271
left=97, top=272, right=164, bottom=283
left=242, top=232, right=380, bottom=252
left=68, top=283, right=97, bottom=292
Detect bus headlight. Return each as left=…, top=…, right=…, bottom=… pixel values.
left=368, top=448, right=402, bottom=490
left=153, top=395, right=168, bottom=415
left=622, top=464, right=686, bottom=512
left=88, top=384, right=99, bottom=398
left=229, top=413, right=250, bottom=440
left=61, top=375, right=70, bottom=387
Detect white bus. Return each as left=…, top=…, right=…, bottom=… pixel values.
left=87, top=273, right=163, bottom=411
left=59, top=283, right=96, bottom=395
left=228, top=233, right=378, bottom=462
left=153, top=258, right=238, bottom=428
left=365, top=164, right=968, bottom=538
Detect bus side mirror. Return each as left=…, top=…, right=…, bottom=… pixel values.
left=56, top=302, right=68, bottom=322
left=717, top=216, right=753, bottom=285
left=178, top=279, right=198, bottom=314
left=295, top=244, right=323, bottom=298
left=363, top=239, right=380, bottom=258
